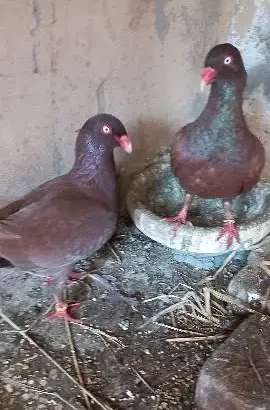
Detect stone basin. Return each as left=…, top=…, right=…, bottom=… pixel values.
left=126, top=149, right=270, bottom=269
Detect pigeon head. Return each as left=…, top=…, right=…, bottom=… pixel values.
left=79, top=113, right=132, bottom=154
left=200, top=43, right=247, bottom=92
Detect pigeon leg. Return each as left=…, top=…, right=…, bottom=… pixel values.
left=217, top=200, right=240, bottom=248
left=46, top=267, right=83, bottom=323
left=47, top=299, right=82, bottom=323
left=163, top=193, right=193, bottom=230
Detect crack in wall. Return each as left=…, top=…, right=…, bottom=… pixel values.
left=30, top=0, right=41, bottom=74
left=154, top=0, right=169, bottom=43
left=96, top=77, right=108, bottom=113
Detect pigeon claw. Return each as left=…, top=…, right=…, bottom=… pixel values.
left=216, top=220, right=240, bottom=248
left=47, top=302, right=82, bottom=323
left=163, top=211, right=193, bottom=231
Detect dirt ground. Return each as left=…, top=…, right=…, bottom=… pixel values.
left=0, top=214, right=245, bottom=410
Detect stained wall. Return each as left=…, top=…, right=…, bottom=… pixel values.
left=0, top=0, right=269, bottom=202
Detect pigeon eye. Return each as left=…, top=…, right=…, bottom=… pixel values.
left=102, top=124, right=112, bottom=135
left=224, top=56, right=232, bottom=65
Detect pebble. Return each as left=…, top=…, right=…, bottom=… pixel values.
left=39, top=379, right=47, bottom=387
left=49, top=369, right=58, bottom=380
left=118, top=319, right=130, bottom=330
left=4, top=384, right=13, bottom=393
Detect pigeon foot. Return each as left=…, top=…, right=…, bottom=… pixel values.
left=47, top=302, right=82, bottom=323
left=163, top=210, right=193, bottom=231
left=216, top=219, right=240, bottom=248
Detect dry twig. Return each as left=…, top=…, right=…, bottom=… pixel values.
left=12, top=382, right=81, bottom=410
left=248, top=344, right=264, bottom=389
left=107, top=243, right=121, bottom=262
left=167, top=334, right=227, bottom=343
left=65, top=318, right=92, bottom=410
left=260, top=261, right=270, bottom=277
left=74, top=322, right=125, bottom=347
left=141, top=290, right=223, bottom=328
left=154, top=321, right=205, bottom=336
left=128, top=364, right=155, bottom=394
left=198, top=250, right=237, bottom=284
left=0, top=309, right=113, bottom=410
left=204, top=287, right=258, bottom=313
left=25, top=302, right=55, bottom=333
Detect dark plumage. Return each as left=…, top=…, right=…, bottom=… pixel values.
left=0, top=113, right=132, bottom=321
left=165, top=43, right=265, bottom=247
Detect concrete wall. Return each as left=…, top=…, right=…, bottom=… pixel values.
left=0, top=0, right=269, bottom=203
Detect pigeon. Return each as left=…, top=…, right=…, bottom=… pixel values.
left=0, top=113, right=132, bottom=321
left=165, top=43, right=265, bottom=247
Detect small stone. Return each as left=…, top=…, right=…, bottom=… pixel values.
left=118, top=319, right=130, bottom=330
left=49, top=369, right=58, bottom=380
left=4, top=384, right=13, bottom=393
left=195, top=314, right=270, bottom=409
left=144, top=243, right=152, bottom=249
left=39, top=379, right=47, bottom=387
left=126, top=390, right=135, bottom=399
left=227, top=263, right=270, bottom=312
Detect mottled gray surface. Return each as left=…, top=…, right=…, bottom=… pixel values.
left=195, top=314, right=270, bottom=410
left=228, top=264, right=269, bottom=311
left=0, top=216, right=239, bottom=410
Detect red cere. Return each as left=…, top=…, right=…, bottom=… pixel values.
left=201, top=67, right=217, bottom=85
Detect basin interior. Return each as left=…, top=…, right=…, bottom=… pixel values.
left=144, top=165, right=270, bottom=228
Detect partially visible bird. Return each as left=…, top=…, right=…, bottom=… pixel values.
left=0, top=113, right=132, bottom=321
left=165, top=43, right=265, bottom=247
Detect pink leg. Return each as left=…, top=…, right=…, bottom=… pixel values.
left=163, top=193, right=193, bottom=231
left=47, top=301, right=82, bottom=323
left=216, top=200, right=240, bottom=248
left=46, top=266, right=83, bottom=323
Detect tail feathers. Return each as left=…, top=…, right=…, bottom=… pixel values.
left=0, top=223, right=19, bottom=239
left=0, top=257, right=13, bottom=268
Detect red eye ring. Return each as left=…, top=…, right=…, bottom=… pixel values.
left=224, top=56, right=232, bottom=65
left=102, top=124, right=112, bottom=135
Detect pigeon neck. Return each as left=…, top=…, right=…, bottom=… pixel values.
left=70, top=133, right=115, bottom=182
left=203, top=81, right=244, bottom=122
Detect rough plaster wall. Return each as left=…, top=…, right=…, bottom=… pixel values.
left=228, top=0, right=270, bottom=180
left=0, top=0, right=268, bottom=203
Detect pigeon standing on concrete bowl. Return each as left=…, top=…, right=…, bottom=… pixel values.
left=165, top=43, right=265, bottom=248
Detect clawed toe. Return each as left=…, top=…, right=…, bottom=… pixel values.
left=217, top=220, right=240, bottom=248
left=163, top=214, right=192, bottom=231
left=47, top=302, right=82, bottom=323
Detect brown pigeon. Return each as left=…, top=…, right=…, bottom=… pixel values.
left=0, top=113, right=132, bottom=321
left=164, top=43, right=265, bottom=247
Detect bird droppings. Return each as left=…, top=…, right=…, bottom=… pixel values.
left=0, top=214, right=247, bottom=410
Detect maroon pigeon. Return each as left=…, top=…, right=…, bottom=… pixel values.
left=164, top=43, right=265, bottom=247
left=0, top=113, right=132, bottom=321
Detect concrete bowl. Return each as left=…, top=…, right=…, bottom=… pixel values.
left=126, top=149, right=270, bottom=268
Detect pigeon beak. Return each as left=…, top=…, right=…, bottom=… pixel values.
left=117, top=135, right=132, bottom=154
left=200, top=67, right=217, bottom=92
